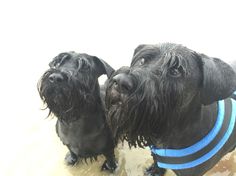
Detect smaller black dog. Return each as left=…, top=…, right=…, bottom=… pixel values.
left=38, top=52, right=117, bottom=172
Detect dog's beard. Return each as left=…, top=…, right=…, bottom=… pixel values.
left=106, top=73, right=185, bottom=148
left=38, top=70, right=96, bottom=121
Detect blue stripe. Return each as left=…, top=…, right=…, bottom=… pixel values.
left=157, top=99, right=236, bottom=169
left=151, top=100, right=225, bottom=157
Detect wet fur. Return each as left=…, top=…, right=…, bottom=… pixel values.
left=106, top=43, right=236, bottom=176
left=38, top=52, right=117, bottom=171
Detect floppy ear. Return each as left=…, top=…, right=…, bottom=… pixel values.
left=199, top=54, right=236, bottom=105
left=93, top=56, right=114, bottom=78
left=133, top=44, right=146, bottom=57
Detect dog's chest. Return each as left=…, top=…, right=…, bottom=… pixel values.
left=56, top=120, right=85, bottom=147
left=55, top=119, right=109, bottom=156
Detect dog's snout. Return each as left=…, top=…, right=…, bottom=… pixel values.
left=49, top=73, right=64, bottom=83
left=113, top=74, right=133, bottom=92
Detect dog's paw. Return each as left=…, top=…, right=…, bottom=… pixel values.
left=144, top=164, right=166, bottom=176
left=101, top=160, right=117, bottom=172
left=65, top=152, right=78, bottom=165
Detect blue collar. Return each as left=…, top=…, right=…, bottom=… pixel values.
left=151, top=92, right=236, bottom=170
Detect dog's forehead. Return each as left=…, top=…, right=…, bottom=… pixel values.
left=56, top=52, right=71, bottom=59
left=155, top=43, right=194, bottom=57
left=134, top=45, right=160, bottom=57
left=136, top=43, right=197, bottom=64
left=57, top=52, right=87, bottom=59
left=51, top=52, right=91, bottom=66
left=73, top=53, right=92, bottom=62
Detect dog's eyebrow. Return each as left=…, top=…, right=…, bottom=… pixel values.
left=138, top=49, right=159, bottom=58
left=55, top=53, right=71, bottom=66
left=61, top=54, right=70, bottom=61
left=50, top=54, right=70, bottom=68
left=132, top=50, right=159, bottom=65
left=76, top=57, right=90, bottom=70
left=77, top=56, right=88, bottom=63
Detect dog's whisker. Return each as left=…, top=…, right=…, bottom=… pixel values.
left=38, top=51, right=117, bottom=172
left=105, top=42, right=236, bottom=175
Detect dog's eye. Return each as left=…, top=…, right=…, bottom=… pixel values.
left=168, top=68, right=181, bottom=77
left=56, top=62, right=61, bottom=67
left=139, top=58, right=146, bottom=66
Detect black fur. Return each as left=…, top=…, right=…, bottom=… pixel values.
left=38, top=52, right=117, bottom=172
left=105, top=43, right=236, bottom=176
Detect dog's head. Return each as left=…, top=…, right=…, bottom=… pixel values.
left=38, top=52, right=114, bottom=119
left=106, top=43, right=236, bottom=147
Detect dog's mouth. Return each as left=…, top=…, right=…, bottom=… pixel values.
left=40, top=83, right=71, bottom=107
left=38, top=70, right=98, bottom=120
left=38, top=71, right=73, bottom=114
left=105, top=70, right=171, bottom=147
left=49, top=87, right=69, bottom=104
left=106, top=69, right=136, bottom=108
left=106, top=76, right=151, bottom=147
left=107, top=83, right=125, bottom=105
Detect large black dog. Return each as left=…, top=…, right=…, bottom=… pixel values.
left=38, top=52, right=117, bottom=172
left=106, top=43, right=236, bottom=176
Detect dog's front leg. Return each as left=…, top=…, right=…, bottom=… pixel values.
left=144, top=153, right=166, bottom=176
left=65, top=148, right=78, bottom=165
left=101, top=150, right=117, bottom=172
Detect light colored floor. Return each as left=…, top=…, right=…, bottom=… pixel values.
left=1, top=97, right=236, bottom=176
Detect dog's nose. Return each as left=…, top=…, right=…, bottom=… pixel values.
left=49, top=73, right=64, bottom=83
left=113, top=73, right=133, bottom=92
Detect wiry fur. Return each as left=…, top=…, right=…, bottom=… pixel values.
left=106, top=45, right=202, bottom=148
left=38, top=67, right=99, bottom=121
left=38, top=52, right=117, bottom=172
left=105, top=43, right=236, bottom=176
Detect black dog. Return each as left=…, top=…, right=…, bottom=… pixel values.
left=38, top=52, right=117, bottom=172
left=105, top=43, right=236, bottom=176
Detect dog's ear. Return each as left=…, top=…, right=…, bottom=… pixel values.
left=199, top=54, right=236, bottom=105
left=93, top=57, right=114, bottom=78
left=133, top=44, right=146, bottom=57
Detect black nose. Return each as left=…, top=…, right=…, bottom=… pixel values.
left=49, top=73, right=64, bottom=83
left=113, top=73, right=133, bottom=92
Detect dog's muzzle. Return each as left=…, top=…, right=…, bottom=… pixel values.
left=108, top=73, right=136, bottom=106
left=39, top=70, right=71, bottom=103
left=48, top=72, right=65, bottom=83
left=112, top=73, right=134, bottom=93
